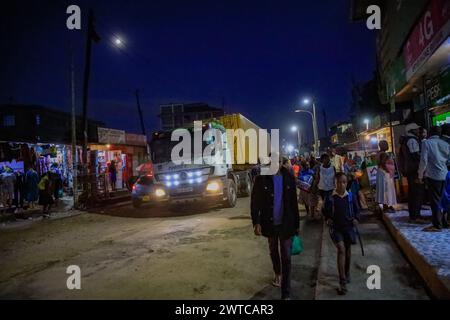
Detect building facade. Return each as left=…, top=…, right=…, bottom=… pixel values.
left=159, top=102, right=224, bottom=130
left=0, top=104, right=102, bottom=144
left=352, top=0, right=450, bottom=129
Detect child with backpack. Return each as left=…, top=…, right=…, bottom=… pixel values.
left=324, top=172, right=360, bottom=295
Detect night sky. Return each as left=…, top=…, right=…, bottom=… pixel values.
left=1, top=0, right=376, bottom=145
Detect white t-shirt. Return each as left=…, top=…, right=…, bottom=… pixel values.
left=318, top=165, right=335, bottom=191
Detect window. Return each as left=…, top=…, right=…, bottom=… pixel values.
left=36, top=114, right=41, bottom=125
left=3, top=115, right=15, bottom=127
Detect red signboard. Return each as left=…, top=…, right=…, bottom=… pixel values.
left=403, top=0, right=450, bottom=78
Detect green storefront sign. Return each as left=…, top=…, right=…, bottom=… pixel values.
left=432, top=112, right=450, bottom=126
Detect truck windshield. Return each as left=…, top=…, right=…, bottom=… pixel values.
left=150, top=136, right=177, bottom=163
left=150, top=130, right=222, bottom=164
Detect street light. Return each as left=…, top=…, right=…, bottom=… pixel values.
left=295, top=97, right=319, bottom=157
left=286, top=144, right=294, bottom=153
left=291, top=125, right=301, bottom=152
left=113, top=36, right=124, bottom=48
left=364, top=118, right=370, bottom=131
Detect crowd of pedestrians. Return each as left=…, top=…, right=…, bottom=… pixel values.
left=0, top=164, right=64, bottom=217
left=399, top=123, right=450, bottom=231
left=250, top=123, right=450, bottom=299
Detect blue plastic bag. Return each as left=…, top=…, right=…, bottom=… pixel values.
left=291, top=234, right=304, bottom=255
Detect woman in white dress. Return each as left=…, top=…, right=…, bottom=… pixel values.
left=375, top=152, right=397, bottom=212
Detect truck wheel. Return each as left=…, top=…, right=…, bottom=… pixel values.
left=132, top=199, right=142, bottom=208
left=240, top=174, right=252, bottom=197
left=223, top=179, right=237, bottom=208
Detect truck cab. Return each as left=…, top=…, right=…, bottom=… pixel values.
left=149, top=124, right=241, bottom=208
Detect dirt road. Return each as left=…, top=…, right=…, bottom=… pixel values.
left=0, top=198, right=320, bottom=299
left=0, top=197, right=429, bottom=299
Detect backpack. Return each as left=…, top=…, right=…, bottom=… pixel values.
left=397, top=135, right=419, bottom=176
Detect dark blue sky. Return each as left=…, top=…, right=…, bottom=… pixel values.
left=1, top=0, right=376, bottom=145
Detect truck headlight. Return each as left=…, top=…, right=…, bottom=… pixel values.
left=206, top=181, right=220, bottom=192
left=155, top=188, right=166, bottom=197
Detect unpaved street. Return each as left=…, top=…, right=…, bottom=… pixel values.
left=0, top=198, right=428, bottom=299
left=0, top=198, right=320, bottom=299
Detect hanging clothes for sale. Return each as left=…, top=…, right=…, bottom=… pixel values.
left=21, top=144, right=32, bottom=170
left=30, top=147, right=37, bottom=168
left=41, top=145, right=57, bottom=157
left=0, top=168, right=16, bottom=206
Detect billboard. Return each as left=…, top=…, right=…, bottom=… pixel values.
left=403, top=0, right=450, bottom=80
left=97, top=127, right=126, bottom=144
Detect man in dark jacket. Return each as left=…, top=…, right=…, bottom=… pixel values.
left=250, top=156, right=300, bottom=300
left=400, top=123, right=425, bottom=223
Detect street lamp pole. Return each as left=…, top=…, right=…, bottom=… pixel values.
left=291, top=126, right=302, bottom=153
left=312, top=101, right=319, bottom=157
left=296, top=98, right=319, bottom=157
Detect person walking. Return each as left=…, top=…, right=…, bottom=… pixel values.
left=418, top=126, right=450, bottom=232
left=108, top=160, right=117, bottom=191
left=25, top=167, right=39, bottom=209
left=324, top=172, right=360, bottom=295
left=439, top=123, right=450, bottom=228
left=308, top=157, right=320, bottom=219
left=375, top=152, right=397, bottom=212
left=441, top=123, right=450, bottom=144
left=298, top=160, right=315, bottom=218
left=292, top=161, right=300, bottom=179
left=398, top=123, right=424, bottom=223
left=49, top=164, right=63, bottom=206
left=251, top=156, right=300, bottom=300
left=330, top=148, right=344, bottom=173
left=38, top=172, right=54, bottom=217
left=315, top=153, right=336, bottom=218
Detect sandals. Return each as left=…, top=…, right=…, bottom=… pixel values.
left=272, top=275, right=281, bottom=287
left=337, top=278, right=348, bottom=295
left=337, top=285, right=347, bottom=295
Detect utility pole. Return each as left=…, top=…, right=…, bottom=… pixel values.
left=81, top=9, right=94, bottom=169
left=70, top=45, right=78, bottom=209
left=312, top=101, right=319, bottom=157
left=322, top=109, right=328, bottom=137
left=135, top=89, right=146, bottom=136
left=135, top=89, right=150, bottom=156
